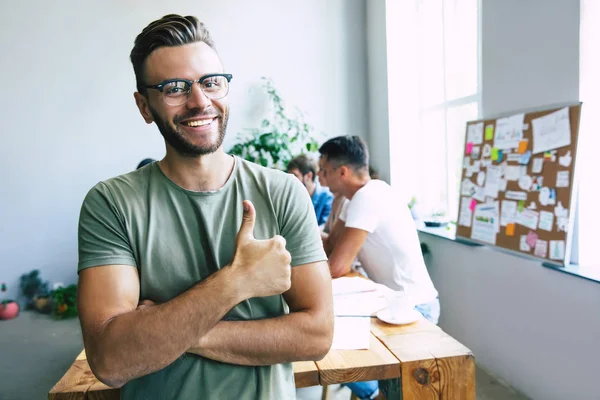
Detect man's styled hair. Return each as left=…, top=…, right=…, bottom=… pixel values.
left=318, top=135, right=369, bottom=173
left=287, top=155, right=318, bottom=182
left=130, top=14, right=216, bottom=94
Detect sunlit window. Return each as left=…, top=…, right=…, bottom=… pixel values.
left=387, top=0, right=480, bottom=221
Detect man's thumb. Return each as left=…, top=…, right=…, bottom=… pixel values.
left=237, top=200, right=256, bottom=242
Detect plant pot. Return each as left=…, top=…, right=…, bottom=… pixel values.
left=35, top=296, right=51, bottom=313
left=0, top=301, right=20, bottom=320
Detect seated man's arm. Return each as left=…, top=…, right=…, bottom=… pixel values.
left=78, top=264, right=248, bottom=388
left=323, top=218, right=345, bottom=256
left=328, top=227, right=369, bottom=277
left=188, top=261, right=334, bottom=365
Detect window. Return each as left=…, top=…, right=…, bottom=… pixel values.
left=387, top=0, right=480, bottom=221
left=577, top=0, right=600, bottom=265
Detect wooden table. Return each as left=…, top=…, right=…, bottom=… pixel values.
left=49, top=317, right=474, bottom=399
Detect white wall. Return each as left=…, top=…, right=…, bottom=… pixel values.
left=0, top=0, right=368, bottom=300
left=419, top=233, right=600, bottom=400
left=481, top=0, right=580, bottom=116
left=365, top=0, right=390, bottom=183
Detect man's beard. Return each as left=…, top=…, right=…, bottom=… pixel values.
left=150, top=106, right=229, bottom=157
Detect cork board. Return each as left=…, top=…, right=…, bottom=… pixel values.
left=456, top=103, right=582, bottom=265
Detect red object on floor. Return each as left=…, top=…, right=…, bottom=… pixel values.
left=0, top=301, right=20, bottom=320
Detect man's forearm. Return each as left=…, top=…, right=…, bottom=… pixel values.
left=88, top=268, right=244, bottom=387
left=188, top=310, right=333, bottom=366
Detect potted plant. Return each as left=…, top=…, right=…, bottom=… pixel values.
left=51, top=284, right=78, bottom=319
left=0, top=283, right=20, bottom=320
left=19, top=269, right=50, bottom=312
left=228, top=77, right=321, bottom=170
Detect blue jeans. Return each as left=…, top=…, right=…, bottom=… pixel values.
left=344, top=297, right=441, bottom=399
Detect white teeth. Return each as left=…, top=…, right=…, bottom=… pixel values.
left=186, top=119, right=212, bottom=127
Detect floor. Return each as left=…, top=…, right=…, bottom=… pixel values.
left=1, top=311, right=530, bottom=400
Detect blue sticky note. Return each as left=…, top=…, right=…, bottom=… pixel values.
left=519, top=150, right=532, bottom=165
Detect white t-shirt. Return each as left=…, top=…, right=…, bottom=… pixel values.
left=340, top=180, right=438, bottom=305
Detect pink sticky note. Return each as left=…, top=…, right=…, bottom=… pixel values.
left=466, top=142, right=474, bottom=155
left=469, top=199, right=477, bottom=212
left=526, top=231, right=538, bottom=249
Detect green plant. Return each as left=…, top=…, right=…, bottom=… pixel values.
left=51, top=284, right=78, bottom=319
left=20, top=269, right=50, bottom=309
left=228, top=77, right=321, bottom=170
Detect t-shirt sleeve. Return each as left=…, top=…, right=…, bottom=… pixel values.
left=276, top=176, right=327, bottom=267
left=78, top=182, right=137, bottom=272
left=341, top=188, right=379, bottom=233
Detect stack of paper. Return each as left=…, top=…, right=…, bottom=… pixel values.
left=331, top=276, right=379, bottom=295
left=330, top=316, right=371, bottom=350
left=332, top=277, right=392, bottom=317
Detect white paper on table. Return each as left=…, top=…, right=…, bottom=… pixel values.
left=471, top=202, right=498, bottom=244
left=500, top=200, right=517, bottom=226
left=333, top=290, right=388, bottom=317
left=505, top=166, right=521, bottom=181
left=331, top=277, right=378, bottom=295
left=556, top=171, right=570, bottom=188
left=549, top=240, right=566, bottom=261
left=532, top=158, right=544, bottom=174
left=505, top=191, right=528, bottom=201
left=459, top=197, right=474, bottom=227
left=494, top=113, right=525, bottom=150
left=467, top=122, right=484, bottom=145
left=331, top=317, right=371, bottom=350
left=515, top=209, right=539, bottom=230
left=538, top=210, right=554, bottom=231
left=532, top=107, right=571, bottom=154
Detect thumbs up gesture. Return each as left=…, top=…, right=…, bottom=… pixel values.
left=231, top=200, right=292, bottom=298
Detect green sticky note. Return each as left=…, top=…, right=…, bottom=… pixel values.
left=491, top=147, right=499, bottom=161
left=518, top=200, right=525, bottom=212
left=485, top=125, right=494, bottom=141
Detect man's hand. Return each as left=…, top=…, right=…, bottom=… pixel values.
left=230, top=200, right=292, bottom=298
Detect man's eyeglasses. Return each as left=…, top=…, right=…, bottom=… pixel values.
left=144, top=73, right=233, bottom=106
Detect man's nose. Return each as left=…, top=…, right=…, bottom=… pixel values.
left=186, top=83, right=212, bottom=110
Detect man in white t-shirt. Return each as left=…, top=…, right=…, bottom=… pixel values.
left=318, top=135, right=440, bottom=399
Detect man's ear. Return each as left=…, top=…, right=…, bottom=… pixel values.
left=134, top=92, right=154, bottom=124
left=339, top=165, right=350, bottom=177
left=306, top=171, right=314, bottom=183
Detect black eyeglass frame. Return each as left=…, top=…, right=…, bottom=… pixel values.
left=144, top=73, right=233, bottom=100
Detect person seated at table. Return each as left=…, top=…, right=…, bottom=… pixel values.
left=319, top=135, right=439, bottom=400
left=287, top=154, right=334, bottom=227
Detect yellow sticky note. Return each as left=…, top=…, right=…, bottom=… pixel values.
left=491, top=147, right=499, bottom=161
left=485, top=125, right=494, bottom=141
left=517, top=140, right=528, bottom=154
left=506, top=223, right=515, bottom=236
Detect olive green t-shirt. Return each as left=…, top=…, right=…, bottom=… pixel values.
left=77, top=156, right=326, bottom=400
